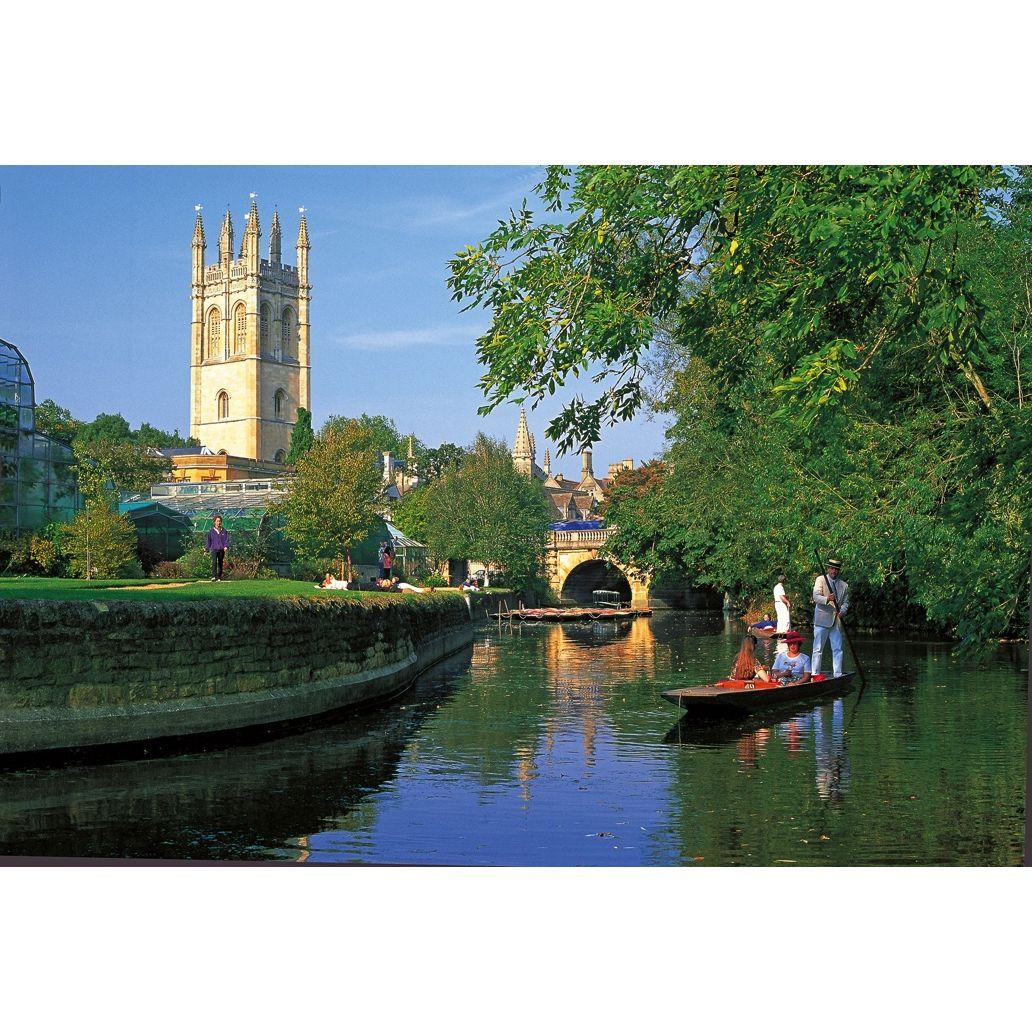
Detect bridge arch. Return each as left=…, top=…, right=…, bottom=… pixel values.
left=560, top=559, right=632, bottom=605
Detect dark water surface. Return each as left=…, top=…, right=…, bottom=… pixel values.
left=1, top=612, right=1026, bottom=865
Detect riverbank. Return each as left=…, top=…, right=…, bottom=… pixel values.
left=0, top=592, right=472, bottom=760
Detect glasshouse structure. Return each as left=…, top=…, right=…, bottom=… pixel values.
left=0, top=337, right=80, bottom=535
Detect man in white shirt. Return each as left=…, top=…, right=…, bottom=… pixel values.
left=773, top=574, right=791, bottom=633
left=811, top=558, right=850, bottom=677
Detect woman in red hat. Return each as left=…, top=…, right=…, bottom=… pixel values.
left=771, top=630, right=812, bottom=684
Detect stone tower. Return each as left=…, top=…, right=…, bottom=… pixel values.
left=189, top=199, right=311, bottom=462
left=512, top=406, right=536, bottom=477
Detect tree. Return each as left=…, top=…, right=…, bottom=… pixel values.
left=419, top=434, right=553, bottom=592
left=415, top=442, right=465, bottom=483
left=449, top=165, right=1029, bottom=648
left=287, top=407, right=315, bottom=464
left=73, top=438, right=172, bottom=498
left=134, top=422, right=197, bottom=449
left=64, top=498, right=139, bottom=579
left=278, top=420, right=385, bottom=574
left=449, top=165, right=999, bottom=452
left=392, top=484, right=430, bottom=546
left=75, top=412, right=133, bottom=446
left=34, top=399, right=82, bottom=442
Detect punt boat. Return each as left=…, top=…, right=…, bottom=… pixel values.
left=661, top=672, right=856, bottom=716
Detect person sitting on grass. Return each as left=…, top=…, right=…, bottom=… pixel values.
left=320, top=573, right=350, bottom=590
left=392, top=577, right=432, bottom=593
left=730, top=635, right=772, bottom=682
left=749, top=613, right=777, bottom=631
left=770, top=630, right=812, bottom=684
left=461, top=576, right=479, bottom=593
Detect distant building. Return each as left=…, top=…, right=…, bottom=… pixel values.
left=0, top=337, right=80, bottom=534
left=382, top=436, right=420, bottom=500
left=189, top=199, right=311, bottom=464
left=152, top=445, right=288, bottom=483
left=510, top=406, right=633, bottom=520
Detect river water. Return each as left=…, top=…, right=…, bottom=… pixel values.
left=0, top=612, right=1026, bottom=865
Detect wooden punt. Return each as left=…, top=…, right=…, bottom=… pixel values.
left=661, top=672, right=856, bottom=716
left=509, top=606, right=651, bottom=623
left=747, top=627, right=785, bottom=639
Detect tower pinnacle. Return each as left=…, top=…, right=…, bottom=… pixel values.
left=270, top=208, right=282, bottom=263
left=218, top=209, right=234, bottom=263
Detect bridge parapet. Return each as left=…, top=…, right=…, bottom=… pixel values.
left=548, top=527, right=617, bottom=548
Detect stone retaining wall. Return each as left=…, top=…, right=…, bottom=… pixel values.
left=0, top=593, right=472, bottom=758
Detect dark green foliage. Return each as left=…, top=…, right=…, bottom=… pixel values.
left=456, top=165, right=1030, bottom=649
left=286, top=407, right=315, bottom=464
left=417, top=434, right=553, bottom=593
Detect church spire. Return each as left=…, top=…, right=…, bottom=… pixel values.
left=296, top=208, right=310, bottom=287
left=512, top=406, right=536, bottom=477
left=269, top=208, right=282, bottom=264
left=191, top=207, right=206, bottom=286
left=241, top=195, right=261, bottom=260
left=543, top=448, right=551, bottom=475
left=218, top=209, right=234, bottom=263
left=192, top=209, right=205, bottom=247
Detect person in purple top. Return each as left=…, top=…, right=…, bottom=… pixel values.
left=204, top=515, right=230, bottom=581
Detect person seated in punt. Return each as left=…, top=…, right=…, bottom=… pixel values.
left=770, top=630, right=812, bottom=684
left=749, top=613, right=777, bottom=631
left=320, top=573, right=351, bottom=590
left=730, top=635, right=772, bottom=682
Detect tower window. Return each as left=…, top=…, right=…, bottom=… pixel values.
left=206, top=307, right=221, bottom=362
left=217, top=391, right=230, bottom=420
left=260, top=303, right=271, bottom=352
left=274, top=389, right=286, bottom=419
left=233, top=303, right=247, bottom=355
left=274, top=449, right=286, bottom=464
left=281, top=307, right=295, bottom=359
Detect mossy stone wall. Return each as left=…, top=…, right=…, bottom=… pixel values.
left=0, top=593, right=472, bottom=757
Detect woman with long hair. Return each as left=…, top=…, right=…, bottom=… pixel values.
left=731, top=635, right=771, bottom=682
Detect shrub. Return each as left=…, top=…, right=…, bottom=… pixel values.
left=0, top=532, right=63, bottom=575
left=64, top=500, right=140, bottom=579
left=152, top=560, right=185, bottom=579
left=178, top=544, right=214, bottom=579
left=422, top=572, right=449, bottom=589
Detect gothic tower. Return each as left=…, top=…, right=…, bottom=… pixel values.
left=512, top=406, right=536, bottom=477
left=189, top=199, right=312, bottom=462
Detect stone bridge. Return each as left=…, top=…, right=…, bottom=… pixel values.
left=544, top=526, right=651, bottom=609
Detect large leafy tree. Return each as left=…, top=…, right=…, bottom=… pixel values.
left=278, top=419, right=385, bottom=574
left=451, top=165, right=1029, bottom=647
left=449, top=165, right=999, bottom=451
left=419, top=434, right=553, bottom=591
left=73, top=438, right=172, bottom=498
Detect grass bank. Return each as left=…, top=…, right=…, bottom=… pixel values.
left=0, top=577, right=517, bottom=603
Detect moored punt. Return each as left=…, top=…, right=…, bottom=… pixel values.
left=661, top=672, right=856, bottom=716
left=509, top=606, right=652, bottom=623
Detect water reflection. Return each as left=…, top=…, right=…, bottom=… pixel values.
left=0, top=613, right=1025, bottom=865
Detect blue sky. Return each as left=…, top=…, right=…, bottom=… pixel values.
left=0, top=166, right=667, bottom=475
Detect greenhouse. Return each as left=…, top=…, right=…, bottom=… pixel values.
left=0, top=337, right=80, bottom=535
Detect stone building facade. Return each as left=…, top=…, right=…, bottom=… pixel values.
left=189, top=199, right=311, bottom=463
left=511, top=407, right=634, bottom=520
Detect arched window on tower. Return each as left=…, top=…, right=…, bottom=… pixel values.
left=206, top=307, right=221, bottom=362
left=217, top=391, right=230, bottom=420
left=281, top=307, right=295, bottom=360
left=274, top=449, right=286, bottom=464
left=233, top=303, right=247, bottom=355
left=260, top=303, right=271, bottom=353
left=274, top=389, right=286, bottom=419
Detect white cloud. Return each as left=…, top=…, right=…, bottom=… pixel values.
left=336, top=322, right=488, bottom=352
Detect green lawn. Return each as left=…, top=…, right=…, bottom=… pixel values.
left=0, top=576, right=330, bottom=602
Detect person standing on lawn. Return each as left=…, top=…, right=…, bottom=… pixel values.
left=811, top=557, right=850, bottom=677
left=205, top=515, right=230, bottom=582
